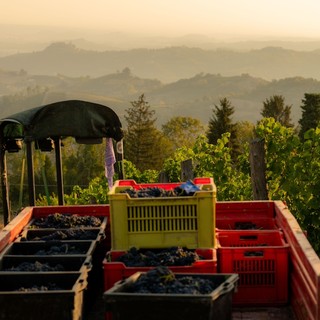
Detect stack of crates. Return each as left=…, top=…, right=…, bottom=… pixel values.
left=103, top=177, right=218, bottom=290
left=0, top=207, right=109, bottom=320
left=216, top=201, right=289, bottom=306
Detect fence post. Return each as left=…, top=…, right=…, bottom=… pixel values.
left=181, top=159, right=193, bottom=181
left=249, top=138, right=268, bottom=200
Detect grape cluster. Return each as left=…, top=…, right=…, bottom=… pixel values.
left=115, top=247, right=201, bottom=267
left=120, top=185, right=196, bottom=198
left=35, top=243, right=87, bottom=255
left=31, top=213, right=102, bottom=229
left=16, top=283, right=62, bottom=291
left=235, top=222, right=259, bottom=230
left=23, top=229, right=98, bottom=241
left=128, top=266, right=216, bottom=294
left=5, top=261, right=65, bottom=272
left=121, top=187, right=177, bottom=198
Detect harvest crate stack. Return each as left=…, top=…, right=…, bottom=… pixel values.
left=108, top=178, right=217, bottom=250
left=103, top=178, right=222, bottom=319
left=215, top=201, right=290, bottom=306
left=0, top=207, right=109, bottom=320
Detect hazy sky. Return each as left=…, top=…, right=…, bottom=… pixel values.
left=2, top=0, right=320, bottom=39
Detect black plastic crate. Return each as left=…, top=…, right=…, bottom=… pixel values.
left=0, top=255, right=92, bottom=273
left=18, top=228, right=104, bottom=242
left=26, top=215, right=107, bottom=230
left=0, top=272, right=87, bottom=320
left=104, top=271, right=239, bottom=320
left=1, top=240, right=96, bottom=257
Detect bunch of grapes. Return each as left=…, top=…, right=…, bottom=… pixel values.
left=35, top=243, right=87, bottom=255
left=5, top=261, right=65, bottom=272
left=120, top=187, right=178, bottom=198
left=31, top=213, right=102, bottom=229
left=115, top=247, right=201, bottom=267
left=16, top=283, right=62, bottom=291
left=23, top=229, right=98, bottom=241
left=128, top=266, right=216, bottom=294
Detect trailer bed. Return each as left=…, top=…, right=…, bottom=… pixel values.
left=86, top=294, right=295, bottom=320
left=1, top=201, right=319, bottom=320
left=232, top=307, right=295, bottom=319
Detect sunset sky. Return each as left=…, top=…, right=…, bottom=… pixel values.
left=2, top=0, right=320, bottom=39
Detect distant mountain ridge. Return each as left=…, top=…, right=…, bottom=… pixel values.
left=1, top=65, right=320, bottom=126
left=1, top=42, right=320, bottom=83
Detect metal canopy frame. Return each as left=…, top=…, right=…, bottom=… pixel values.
left=0, top=100, right=123, bottom=225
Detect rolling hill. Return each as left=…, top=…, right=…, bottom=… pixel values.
left=1, top=43, right=320, bottom=126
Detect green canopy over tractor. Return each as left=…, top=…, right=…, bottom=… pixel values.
left=0, top=100, right=123, bottom=224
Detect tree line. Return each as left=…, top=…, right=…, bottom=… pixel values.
left=2, top=91, right=320, bottom=255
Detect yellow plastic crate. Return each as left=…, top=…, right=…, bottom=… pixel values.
left=108, top=178, right=217, bottom=250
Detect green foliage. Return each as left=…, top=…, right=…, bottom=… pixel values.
left=261, top=95, right=294, bottom=128
left=234, top=121, right=255, bottom=154
left=162, top=116, right=205, bottom=150
left=163, top=134, right=252, bottom=200
left=64, top=177, right=110, bottom=205
left=206, top=97, right=240, bottom=160
left=163, top=146, right=195, bottom=182
left=298, top=93, right=320, bottom=139
left=255, top=118, right=320, bottom=253
left=62, top=138, right=105, bottom=193
left=122, top=159, right=159, bottom=183
left=36, top=194, right=59, bottom=206
left=4, top=109, right=320, bottom=256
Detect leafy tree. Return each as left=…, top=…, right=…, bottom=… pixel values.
left=298, top=93, right=320, bottom=139
left=63, top=177, right=109, bottom=205
left=162, top=134, right=252, bottom=200
left=261, top=95, right=294, bottom=128
left=162, top=116, right=205, bottom=150
left=206, top=97, right=239, bottom=159
left=234, top=121, right=255, bottom=154
left=62, top=139, right=105, bottom=193
left=124, top=94, right=170, bottom=171
left=34, top=152, right=57, bottom=200
left=255, top=118, right=320, bottom=253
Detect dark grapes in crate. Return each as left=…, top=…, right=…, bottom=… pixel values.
left=127, top=266, right=216, bottom=294
left=21, top=228, right=100, bottom=241
left=17, top=283, right=63, bottom=291
left=120, top=182, right=199, bottom=198
left=120, top=187, right=177, bottom=198
left=2, top=241, right=93, bottom=256
left=35, top=243, right=88, bottom=255
left=4, top=261, right=65, bottom=272
left=30, top=213, right=102, bottom=229
left=114, top=247, right=202, bottom=267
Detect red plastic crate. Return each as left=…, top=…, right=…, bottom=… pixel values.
left=216, top=201, right=281, bottom=231
left=217, top=230, right=287, bottom=247
left=216, top=201, right=276, bottom=219
left=216, top=218, right=279, bottom=230
left=218, top=244, right=289, bottom=306
left=103, top=248, right=217, bottom=291
left=115, top=177, right=213, bottom=191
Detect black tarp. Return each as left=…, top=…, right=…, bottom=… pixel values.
left=0, top=99, right=123, bottom=141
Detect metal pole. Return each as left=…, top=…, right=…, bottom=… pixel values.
left=54, top=138, right=64, bottom=205
left=18, top=154, right=26, bottom=209
left=0, top=148, right=10, bottom=225
left=26, top=140, right=35, bottom=206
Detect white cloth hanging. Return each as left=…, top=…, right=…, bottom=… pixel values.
left=105, top=138, right=116, bottom=187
